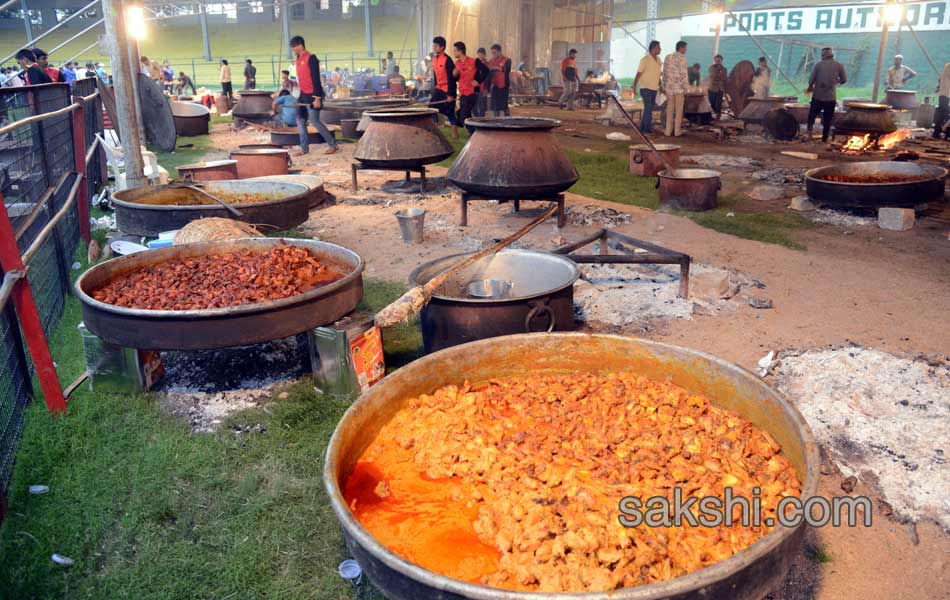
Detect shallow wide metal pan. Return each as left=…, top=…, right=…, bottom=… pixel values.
left=805, top=161, right=947, bottom=209
left=112, top=180, right=310, bottom=236
left=324, top=333, right=820, bottom=600
left=76, top=238, right=363, bottom=350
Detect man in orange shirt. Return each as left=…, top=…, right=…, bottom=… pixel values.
left=488, top=43, right=512, bottom=117
left=559, top=48, right=579, bottom=111
left=452, top=41, right=488, bottom=134
left=289, top=35, right=339, bottom=155
left=428, top=36, right=458, bottom=139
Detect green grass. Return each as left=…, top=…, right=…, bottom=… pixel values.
left=680, top=195, right=814, bottom=250
left=566, top=146, right=660, bottom=210
left=805, top=544, right=833, bottom=564
left=0, top=232, right=418, bottom=598
left=152, top=115, right=230, bottom=179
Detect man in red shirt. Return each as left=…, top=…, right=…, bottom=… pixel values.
left=488, top=43, right=512, bottom=117
left=452, top=41, right=488, bottom=134
left=33, top=48, right=62, bottom=83
left=428, top=36, right=458, bottom=139
left=289, top=35, right=338, bottom=155
left=15, top=49, right=52, bottom=86
left=559, top=48, right=579, bottom=111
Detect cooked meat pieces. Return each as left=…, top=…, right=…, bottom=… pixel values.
left=91, top=245, right=344, bottom=310
left=355, top=372, right=802, bottom=593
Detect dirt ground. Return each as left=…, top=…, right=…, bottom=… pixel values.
left=204, top=106, right=950, bottom=600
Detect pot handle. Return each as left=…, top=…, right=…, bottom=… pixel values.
left=655, top=178, right=661, bottom=189
left=525, top=300, right=556, bottom=333
left=633, top=150, right=644, bottom=164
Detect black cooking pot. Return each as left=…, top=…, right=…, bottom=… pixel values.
left=408, top=249, right=580, bottom=353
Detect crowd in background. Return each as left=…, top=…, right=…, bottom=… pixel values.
left=2, top=47, right=108, bottom=88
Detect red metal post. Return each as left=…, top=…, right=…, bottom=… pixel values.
left=0, top=196, right=67, bottom=413
left=71, top=98, right=90, bottom=243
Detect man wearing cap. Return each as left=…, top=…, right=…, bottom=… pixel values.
left=886, top=55, right=916, bottom=90
left=806, top=47, right=847, bottom=143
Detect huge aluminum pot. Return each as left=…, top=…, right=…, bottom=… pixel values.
left=805, top=161, right=947, bottom=209
left=629, top=144, right=680, bottom=177
left=354, top=107, right=454, bottom=169
left=232, top=89, right=275, bottom=119
left=448, top=117, right=579, bottom=198
left=408, top=249, right=579, bottom=353
left=76, top=237, right=363, bottom=350
left=324, top=333, right=820, bottom=600
left=657, top=168, right=721, bottom=211
left=229, top=148, right=291, bottom=178
left=112, top=180, right=310, bottom=236
left=885, top=89, right=919, bottom=110
left=170, top=101, right=211, bottom=136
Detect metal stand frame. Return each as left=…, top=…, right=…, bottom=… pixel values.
left=351, top=163, right=427, bottom=192
left=553, top=228, right=692, bottom=298
left=460, top=192, right=566, bottom=229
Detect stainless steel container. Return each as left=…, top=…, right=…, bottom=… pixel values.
left=324, top=333, right=820, bottom=600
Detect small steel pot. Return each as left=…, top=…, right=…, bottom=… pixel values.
left=657, top=168, right=721, bottom=212
left=629, top=144, right=680, bottom=177
left=408, top=249, right=579, bottom=353
left=229, top=148, right=291, bottom=179
left=885, top=89, right=919, bottom=110
left=177, top=159, right=239, bottom=182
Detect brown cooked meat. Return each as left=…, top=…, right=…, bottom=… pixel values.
left=351, top=372, right=802, bottom=593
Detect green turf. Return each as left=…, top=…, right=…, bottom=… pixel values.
left=0, top=235, right=416, bottom=599
left=566, top=145, right=660, bottom=210
left=678, top=195, right=814, bottom=250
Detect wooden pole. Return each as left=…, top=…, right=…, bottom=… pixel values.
left=872, top=14, right=890, bottom=103
left=101, top=0, right=147, bottom=188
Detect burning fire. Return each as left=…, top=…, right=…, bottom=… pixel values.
left=841, top=129, right=913, bottom=151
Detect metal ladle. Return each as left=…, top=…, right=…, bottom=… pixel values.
left=608, top=94, right=679, bottom=177
left=178, top=184, right=244, bottom=217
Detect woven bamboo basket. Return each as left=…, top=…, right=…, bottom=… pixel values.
left=173, top=218, right=262, bottom=245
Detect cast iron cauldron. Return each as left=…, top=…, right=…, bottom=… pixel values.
left=737, top=96, right=797, bottom=124
left=834, top=102, right=897, bottom=135
left=170, top=101, right=211, bottom=136
left=323, top=333, right=820, bottom=600
left=447, top=117, right=579, bottom=198
left=805, top=161, right=947, bottom=209
left=354, top=107, right=454, bottom=169
left=408, top=249, right=579, bottom=353
left=231, top=89, right=275, bottom=119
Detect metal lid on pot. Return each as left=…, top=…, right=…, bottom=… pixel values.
left=630, top=143, right=680, bottom=151
left=229, top=148, right=290, bottom=156
left=363, top=107, right=439, bottom=119
left=464, top=116, right=562, bottom=131
left=178, top=159, right=238, bottom=170
left=659, top=168, right=722, bottom=179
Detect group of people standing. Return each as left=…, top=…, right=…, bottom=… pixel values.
left=8, top=48, right=105, bottom=88
left=423, top=36, right=513, bottom=139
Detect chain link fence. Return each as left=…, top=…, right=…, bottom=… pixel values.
left=0, top=81, right=103, bottom=512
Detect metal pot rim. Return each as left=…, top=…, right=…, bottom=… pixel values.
left=844, top=102, right=890, bottom=111
left=323, top=333, right=821, bottom=600
left=659, top=168, right=721, bottom=179
left=75, top=237, right=363, bottom=319
left=630, top=144, right=680, bottom=151
left=805, top=161, right=948, bottom=186
left=177, top=159, right=237, bottom=170
left=110, top=181, right=310, bottom=212
left=364, top=107, right=438, bottom=118
left=408, top=249, right=580, bottom=303
left=229, top=148, right=291, bottom=156
left=464, top=116, right=562, bottom=130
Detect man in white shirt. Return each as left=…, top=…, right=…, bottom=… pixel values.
left=633, top=40, right=662, bottom=134
left=886, top=55, right=916, bottom=90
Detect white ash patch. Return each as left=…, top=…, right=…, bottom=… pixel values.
left=806, top=209, right=876, bottom=228
left=771, top=347, right=950, bottom=527
left=573, top=262, right=736, bottom=329
left=160, top=380, right=292, bottom=433
left=567, top=205, right=633, bottom=228
left=682, top=154, right=762, bottom=169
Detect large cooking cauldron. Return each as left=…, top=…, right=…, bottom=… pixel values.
left=170, top=101, right=211, bottom=136
left=738, top=96, right=797, bottom=124
left=76, top=238, right=363, bottom=350
left=231, top=89, right=275, bottom=119
left=229, top=148, right=291, bottom=178
left=409, top=249, right=579, bottom=353
left=321, top=97, right=415, bottom=125
left=354, top=107, right=454, bottom=169
left=324, top=333, right=820, bottom=600
left=805, top=161, right=947, bottom=210
left=112, top=180, right=311, bottom=236
left=833, top=102, right=897, bottom=135
left=177, top=159, right=239, bottom=182
left=657, top=168, right=721, bottom=211
left=270, top=127, right=334, bottom=147
left=447, top=117, right=579, bottom=198
left=885, top=89, right=919, bottom=110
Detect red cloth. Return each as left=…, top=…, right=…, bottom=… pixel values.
left=456, top=56, right=477, bottom=97
left=432, top=52, right=451, bottom=94
left=560, top=57, right=577, bottom=78
left=295, top=50, right=315, bottom=94
left=489, top=55, right=508, bottom=89
left=44, top=66, right=60, bottom=82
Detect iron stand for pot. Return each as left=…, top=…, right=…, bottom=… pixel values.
left=351, top=163, right=428, bottom=192
left=553, top=228, right=692, bottom=298
left=459, top=192, right=566, bottom=229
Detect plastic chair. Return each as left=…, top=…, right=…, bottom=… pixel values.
left=95, top=133, right=169, bottom=190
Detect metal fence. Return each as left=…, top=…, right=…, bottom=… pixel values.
left=0, top=81, right=102, bottom=514
left=159, top=50, right=419, bottom=90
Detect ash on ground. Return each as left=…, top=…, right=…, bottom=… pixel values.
left=156, top=336, right=310, bottom=433
left=379, top=175, right=455, bottom=195
left=771, top=346, right=950, bottom=527
left=574, top=262, right=740, bottom=329
left=568, top=205, right=633, bottom=228
left=752, top=168, right=805, bottom=188
left=806, top=208, right=877, bottom=228
left=682, top=154, right=762, bottom=169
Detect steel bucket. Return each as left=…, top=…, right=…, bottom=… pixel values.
left=395, top=208, right=426, bottom=244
